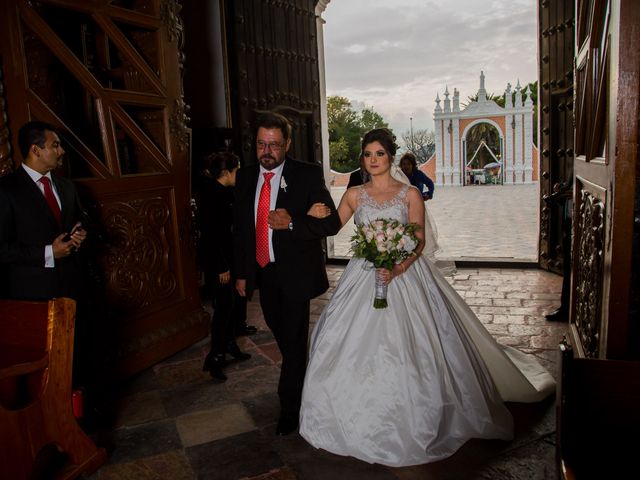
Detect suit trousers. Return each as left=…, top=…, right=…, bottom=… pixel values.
left=205, top=272, right=235, bottom=355
left=257, top=263, right=310, bottom=418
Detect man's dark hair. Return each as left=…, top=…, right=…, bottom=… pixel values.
left=18, top=121, right=58, bottom=160
left=255, top=112, right=292, bottom=140
left=203, top=151, right=240, bottom=179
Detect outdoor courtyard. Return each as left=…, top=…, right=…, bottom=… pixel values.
left=329, top=183, right=539, bottom=262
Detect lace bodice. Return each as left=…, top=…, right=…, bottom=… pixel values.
left=354, top=185, right=410, bottom=225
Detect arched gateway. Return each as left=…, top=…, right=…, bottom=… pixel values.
left=433, top=72, right=537, bottom=186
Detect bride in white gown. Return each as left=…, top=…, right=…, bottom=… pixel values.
left=298, top=128, right=555, bottom=467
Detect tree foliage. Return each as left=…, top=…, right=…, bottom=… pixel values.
left=465, top=123, right=501, bottom=168
left=400, top=129, right=435, bottom=164
left=327, top=96, right=389, bottom=172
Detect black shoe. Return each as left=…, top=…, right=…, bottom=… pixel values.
left=275, top=414, right=299, bottom=436
left=236, top=323, right=258, bottom=336
left=227, top=342, right=251, bottom=361
left=203, top=353, right=227, bottom=382
left=545, top=308, right=568, bottom=322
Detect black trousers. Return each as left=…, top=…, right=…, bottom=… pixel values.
left=257, top=263, right=310, bottom=419
left=206, top=272, right=235, bottom=355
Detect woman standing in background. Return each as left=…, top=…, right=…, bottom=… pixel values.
left=195, top=152, right=252, bottom=382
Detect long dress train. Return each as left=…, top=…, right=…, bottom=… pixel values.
left=299, top=185, right=555, bottom=467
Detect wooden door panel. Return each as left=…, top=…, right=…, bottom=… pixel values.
left=571, top=0, right=639, bottom=359
left=226, top=0, right=322, bottom=167
left=0, top=0, right=207, bottom=379
left=538, top=0, right=575, bottom=274
left=572, top=174, right=606, bottom=358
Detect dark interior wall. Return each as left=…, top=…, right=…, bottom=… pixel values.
left=181, top=0, right=234, bottom=177
left=182, top=0, right=228, bottom=129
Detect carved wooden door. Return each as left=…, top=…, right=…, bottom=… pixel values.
left=0, top=0, right=207, bottom=378
left=571, top=0, right=639, bottom=359
left=538, top=0, right=576, bottom=275
left=223, top=0, right=323, bottom=167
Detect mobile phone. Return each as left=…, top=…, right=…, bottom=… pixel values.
left=63, top=223, right=82, bottom=242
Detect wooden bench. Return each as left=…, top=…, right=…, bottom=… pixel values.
left=0, top=298, right=106, bottom=479
left=557, top=339, right=640, bottom=479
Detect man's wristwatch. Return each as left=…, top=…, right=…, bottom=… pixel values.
left=288, top=220, right=294, bottom=231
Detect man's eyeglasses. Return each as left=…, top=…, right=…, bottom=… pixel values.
left=256, top=141, right=284, bottom=152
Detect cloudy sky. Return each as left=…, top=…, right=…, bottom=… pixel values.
left=322, top=0, right=537, bottom=138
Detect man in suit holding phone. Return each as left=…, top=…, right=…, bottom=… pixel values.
left=0, top=120, right=88, bottom=301
left=234, top=112, right=341, bottom=435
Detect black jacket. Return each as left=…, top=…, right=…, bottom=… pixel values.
left=194, top=175, right=235, bottom=275
left=233, top=158, right=341, bottom=300
left=0, top=167, right=89, bottom=300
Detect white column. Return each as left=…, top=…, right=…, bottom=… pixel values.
left=315, top=0, right=333, bottom=255
left=315, top=0, right=331, bottom=186
left=452, top=118, right=461, bottom=185
left=443, top=119, right=451, bottom=184
left=504, top=114, right=514, bottom=184
left=514, top=113, right=524, bottom=184
left=523, top=87, right=534, bottom=183
left=523, top=111, right=533, bottom=183
left=434, top=119, right=444, bottom=185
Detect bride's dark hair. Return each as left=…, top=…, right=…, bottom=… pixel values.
left=361, top=128, right=398, bottom=157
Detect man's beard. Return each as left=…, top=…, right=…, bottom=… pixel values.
left=259, top=154, right=283, bottom=170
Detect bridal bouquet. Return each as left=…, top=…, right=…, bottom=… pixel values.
left=351, top=219, right=420, bottom=308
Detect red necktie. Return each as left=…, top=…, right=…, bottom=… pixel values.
left=39, top=176, right=62, bottom=225
left=256, top=172, right=274, bottom=267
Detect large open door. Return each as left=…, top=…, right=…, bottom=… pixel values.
left=0, top=0, right=208, bottom=379
left=539, top=0, right=639, bottom=359
left=223, top=0, right=323, bottom=167
left=538, top=0, right=575, bottom=275
left=571, top=0, right=639, bottom=359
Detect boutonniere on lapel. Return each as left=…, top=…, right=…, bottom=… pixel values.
left=280, top=176, right=288, bottom=192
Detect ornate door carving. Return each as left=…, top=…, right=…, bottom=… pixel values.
left=571, top=0, right=639, bottom=359
left=224, top=0, right=323, bottom=166
left=0, top=0, right=207, bottom=378
left=538, top=0, right=576, bottom=275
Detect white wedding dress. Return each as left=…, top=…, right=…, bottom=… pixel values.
left=299, top=185, right=555, bottom=467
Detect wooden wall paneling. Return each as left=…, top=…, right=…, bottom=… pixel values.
left=0, top=0, right=208, bottom=380
left=0, top=57, right=14, bottom=176
left=572, top=0, right=638, bottom=359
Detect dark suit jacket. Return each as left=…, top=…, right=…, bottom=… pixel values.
left=347, top=169, right=365, bottom=188
left=194, top=175, right=235, bottom=276
left=233, top=158, right=341, bottom=301
left=0, top=166, right=89, bottom=300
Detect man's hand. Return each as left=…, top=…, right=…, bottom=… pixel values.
left=268, top=208, right=292, bottom=230
left=219, top=270, right=231, bottom=284
left=236, top=279, right=247, bottom=297
left=52, top=233, right=78, bottom=258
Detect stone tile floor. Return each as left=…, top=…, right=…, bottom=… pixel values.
left=85, top=265, right=567, bottom=480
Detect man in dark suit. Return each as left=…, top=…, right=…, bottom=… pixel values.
left=0, top=121, right=88, bottom=301
left=347, top=165, right=368, bottom=188
left=234, top=112, right=341, bottom=435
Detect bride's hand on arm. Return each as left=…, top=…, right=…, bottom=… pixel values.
left=307, top=203, right=331, bottom=218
